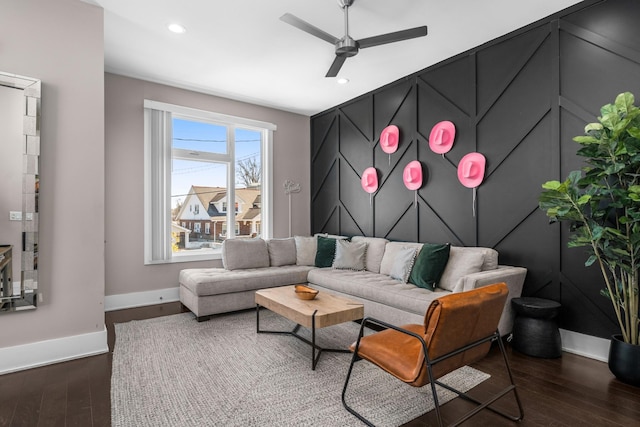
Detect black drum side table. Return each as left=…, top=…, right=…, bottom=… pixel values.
left=511, top=297, right=562, bottom=358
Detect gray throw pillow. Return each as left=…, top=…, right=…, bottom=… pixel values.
left=222, top=238, right=270, bottom=270
left=267, top=238, right=296, bottom=266
left=389, top=247, right=417, bottom=283
left=294, top=236, right=317, bottom=266
left=332, top=239, right=367, bottom=270
left=438, top=248, right=485, bottom=291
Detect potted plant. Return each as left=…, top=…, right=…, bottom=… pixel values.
left=538, top=92, right=640, bottom=386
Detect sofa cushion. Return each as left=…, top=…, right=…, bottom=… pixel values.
left=438, top=247, right=485, bottom=291
left=472, top=247, right=499, bottom=271
left=332, top=239, right=367, bottom=271
left=294, top=236, right=317, bottom=266
left=180, top=265, right=315, bottom=296
left=267, top=238, right=296, bottom=267
left=389, top=247, right=418, bottom=283
left=379, top=242, right=424, bottom=276
left=315, top=236, right=338, bottom=268
left=351, top=236, right=389, bottom=273
left=222, top=238, right=270, bottom=270
left=409, top=243, right=451, bottom=291
left=307, top=268, right=450, bottom=316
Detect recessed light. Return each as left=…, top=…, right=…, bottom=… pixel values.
left=168, top=23, right=187, bottom=34
left=337, top=78, right=350, bottom=85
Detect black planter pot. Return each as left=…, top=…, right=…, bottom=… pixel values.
left=608, top=334, right=640, bottom=387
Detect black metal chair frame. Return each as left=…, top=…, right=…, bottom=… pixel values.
left=342, top=317, right=525, bottom=427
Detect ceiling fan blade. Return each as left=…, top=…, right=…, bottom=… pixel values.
left=280, top=13, right=340, bottom=45
left=326, top=56, right=347, bottom=77
left=358, top=26, right=428, bottom=49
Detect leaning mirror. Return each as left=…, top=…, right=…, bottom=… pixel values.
left=0, top=71, right=40, bottom=312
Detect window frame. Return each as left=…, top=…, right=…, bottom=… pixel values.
left=143, top=100, right=275, bottom=265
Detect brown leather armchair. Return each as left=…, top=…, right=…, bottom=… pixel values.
left=342, top=282, right=524, bottom=426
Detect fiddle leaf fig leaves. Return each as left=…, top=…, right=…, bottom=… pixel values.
left=539, top=92, right=640, bottom=345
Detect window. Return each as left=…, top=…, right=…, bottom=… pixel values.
left=144, top=100, right=275, bottom=264
left=205, top=223, right=210, bottom=234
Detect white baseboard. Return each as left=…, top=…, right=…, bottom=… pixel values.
left=0, top=328, right=108, bottom=375
left=104, top=287, right=180, bottom=311
left=560, top=328, right=611, bottom=362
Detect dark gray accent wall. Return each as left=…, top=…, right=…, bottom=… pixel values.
left=310, top=0, right=640, bottom=339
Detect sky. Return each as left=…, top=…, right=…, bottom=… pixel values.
left=171, top=118, right=261, bottom=208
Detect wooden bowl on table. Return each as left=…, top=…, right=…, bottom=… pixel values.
left=294, top=284, right=319, bottom=300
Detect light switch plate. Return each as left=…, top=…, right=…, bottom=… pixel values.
left=9, top=211, right=22, bottom=221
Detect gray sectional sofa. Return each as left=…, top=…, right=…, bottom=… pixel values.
left=179, top=235, right=527, bottom=334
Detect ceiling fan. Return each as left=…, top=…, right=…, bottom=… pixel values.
left=280, top=0, right=428, bottom=77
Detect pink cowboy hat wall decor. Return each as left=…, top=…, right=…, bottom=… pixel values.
left=380, top=125, right=399, bottom=165
left=403, top=160, right=423, bottom=208
left=457, top=152, right=486, bottom=216
left=429, top=120, right=456, bottom=156
left=361, top=167, right=378, bottom=205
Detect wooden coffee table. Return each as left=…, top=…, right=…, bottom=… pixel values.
left=255, top=285, right=364, bottom=370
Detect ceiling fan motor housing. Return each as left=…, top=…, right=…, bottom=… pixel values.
left=336, top=37, right=358, bottom=57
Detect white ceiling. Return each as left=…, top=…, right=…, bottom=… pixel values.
left=92, top=0, right=582, bottom=116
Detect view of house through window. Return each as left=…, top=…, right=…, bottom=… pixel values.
left=171, top=119, right=262, bottom=257
left=144, top=99, right=275, bottom=264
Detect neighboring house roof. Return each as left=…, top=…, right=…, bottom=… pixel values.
left=192, top=186, right=225, bottom=208
left=241, top=207, right=261, bottom=220
left=177, top=185, right=261, bottom=222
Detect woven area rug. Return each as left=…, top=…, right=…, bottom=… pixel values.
left=111, top=310, right=489, bottom=427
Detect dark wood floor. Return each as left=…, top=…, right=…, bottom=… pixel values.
left=1, top=302, right=639, bottom=426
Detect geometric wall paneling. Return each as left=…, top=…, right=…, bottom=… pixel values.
left=339, top=204, right=367, bottom=238
left=416, top=79, right=471, bottom=165
left=418, top=198, right=464, bottom=247
left=476, top=25, right=551, bottom=114
left=560, top=27, right=640, bottom=113
left=478, top=114, right=554, bottom=248
left=315, top=206, right=340, bottom=236
left=311, top=117, right=339, bottom=191
left=339, top=159, right=371, bottom=237
left=374, top=145, right=419, bottom=239
left=416, top=56, right=473, bottom=117
left=493, top=208, right=558, bottom=296
left=311, top=111, right=336, bottom=159
left=383, top=203, right=419, bottom=243
left=311, top=119, right=339, bottom=196
left=562, top=0, right=640, bottom=62
left=339, top=96, right=373, bottom=142
left=310, top=0, right=640, bottom=339
left=476, top=37, right=553, bottom=171
left=560, top=269, right=620, bottom=339
left=373, top=79, right=414, bottom=137
left=339, top=113, right=373, bottom=176
left=420, top=149, right=475, bottom=245
left=311, top=160, right=339, bottom=233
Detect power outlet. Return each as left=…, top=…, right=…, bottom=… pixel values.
left=9, top=211, right=22, bottom=221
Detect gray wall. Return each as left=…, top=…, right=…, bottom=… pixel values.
left=0, top=0, right=105, bottom=348
left=104, top=74, right=310, bottom=296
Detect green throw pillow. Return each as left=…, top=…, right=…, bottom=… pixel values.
left=409, top=243, right=451, bottom=291
left=315, top=236, right=338, bottom=267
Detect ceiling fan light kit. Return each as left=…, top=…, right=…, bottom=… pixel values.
left=281, top=0, right=428, bottom=77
